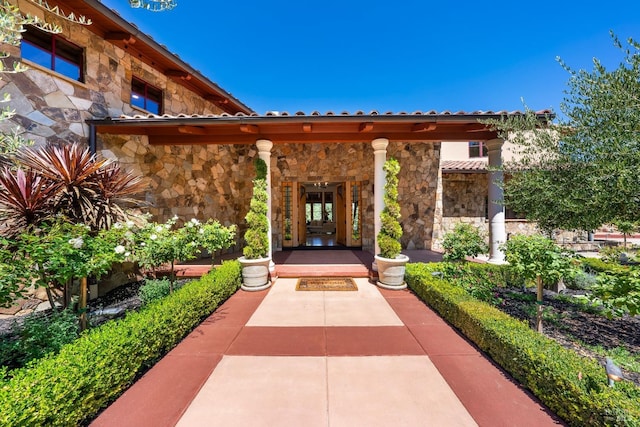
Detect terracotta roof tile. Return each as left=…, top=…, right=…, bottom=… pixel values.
left=116, top=109, right=552, bottom=121
left=441, top=160, right=488, bottom=172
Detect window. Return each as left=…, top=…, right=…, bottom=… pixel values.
left=469, top=141, right=487, bottom=158
left=21, top=26, right=84, bottom=81
left=305, top=191, right=333, bottom=222
left=131, top=77, right=163, bottom=114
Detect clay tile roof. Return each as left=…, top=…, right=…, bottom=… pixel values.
left=108, top=109, right=554, bottom=123
left=441, top=160, right=488, bottom=173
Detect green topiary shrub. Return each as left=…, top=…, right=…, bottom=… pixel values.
left=377, top=158, right=402, bottom=258
left=406, top=263, right=640, bottom=426
left=243, top=158, right=270, bottom=259
left=0, top=260, right=241, bottom=426
left=442, top=223, right=489, bottom=262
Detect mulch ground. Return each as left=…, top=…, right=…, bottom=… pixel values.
left=496, top=287, right=640, bottom=387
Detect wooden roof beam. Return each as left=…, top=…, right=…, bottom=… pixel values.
left=178, top=125, right=206, bottom=135
left=204, top=95, right=229, bottom=105
left=303, top=123, right=312, bottom=132
left=240, top=124, right=259, bottom=134
left=105, top=31, right=136, bottom=44
left=359, top=122, right=374, bottom=132
left=412, top=123, right=436, bottom=132
left=166, top=70, right=191, bottom=80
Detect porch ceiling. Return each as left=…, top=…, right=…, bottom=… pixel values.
left=89, top=110, right=553, bottom=145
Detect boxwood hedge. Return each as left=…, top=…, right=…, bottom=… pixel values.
left=406, top=262, right=640, bottom=427
left=0, top=260, right=241, bottom=426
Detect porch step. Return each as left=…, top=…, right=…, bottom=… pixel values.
left=276, top=264, right=370, bottom=278
left=171, top=264, right=371, bottom=279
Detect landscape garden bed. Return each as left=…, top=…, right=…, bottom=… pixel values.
left=406, top=261, right=640, bottom=426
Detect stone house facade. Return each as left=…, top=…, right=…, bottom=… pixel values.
left=2, top=0, right=552, bottom=262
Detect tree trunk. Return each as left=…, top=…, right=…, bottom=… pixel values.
left=79, top=277, right=87, bottom=331
left=170, top=260, right=175, bottom=293
left=45, top=286, right=58, bottom=312
left=536, top=275, right=543, bottom=333
left=64, top=279, right=72, bottom=309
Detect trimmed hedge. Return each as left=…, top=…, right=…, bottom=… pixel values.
left=406, top=263, right=640, bottom=427
left=581, top=257, right=631, bottom=275
left=0, top=260, right=241, bottom=426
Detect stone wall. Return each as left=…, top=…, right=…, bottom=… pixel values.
left=0, top=5, right=223, bottom=147
left=389, top=142, right=441, bottom=251
left=438, top=173, right=488, bottom=244
left=101, top=140, right=442, bottom=254
left=99, top=135, right=254, bottom=252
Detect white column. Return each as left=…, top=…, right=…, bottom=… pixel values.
left=486, top=138, right=507, bottom=264
left=256, top=139, right=276, bottom=274
left=372, top=138, right=389, bottom=255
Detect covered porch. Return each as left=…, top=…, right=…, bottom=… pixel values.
left=89, top=110, right=543, bottom=264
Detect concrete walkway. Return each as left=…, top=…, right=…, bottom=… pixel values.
left=92, top=277, right=564, bottom=427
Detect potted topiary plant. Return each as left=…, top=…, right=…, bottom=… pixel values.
left=238, top=158, right=272, bottom=291
left=374, top=157, right=409, bottom=290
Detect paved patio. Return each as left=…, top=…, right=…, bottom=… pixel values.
left=92, top=268, right=564, bottom=426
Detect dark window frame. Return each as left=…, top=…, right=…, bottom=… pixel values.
left=131, top=77, right=163, bottom=114
left=469, top=141, right=488, bottom=158
left=21, top=25, right=84, bottom=82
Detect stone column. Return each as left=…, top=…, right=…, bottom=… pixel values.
left=372, top=138, right=389, bottom=256
left=256, top=139, right=276, bottom=275
left=486, top=138, right=506, bottom=263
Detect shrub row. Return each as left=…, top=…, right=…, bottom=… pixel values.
left=581, top=257, right=631, bottom=275
left=406, top=263, right=640, bottom=427
left=0, top=260, right=242, bottom=426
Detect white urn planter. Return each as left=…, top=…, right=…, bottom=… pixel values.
left=239, top=256, right=271, bottom=291
left=374, top=254, right=409, bottom=290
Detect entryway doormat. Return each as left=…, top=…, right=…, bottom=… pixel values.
left=295, top=277, right=358, bottom=291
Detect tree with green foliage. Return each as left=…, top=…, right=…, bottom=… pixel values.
left=485, top=33, right=640, bottom=234
left=502, top=234, right=576, bottom=333
left=442, top=223, right=488, bottom=262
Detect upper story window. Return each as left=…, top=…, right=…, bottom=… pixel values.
left=131, top=78, right=162, bottom=114
left=468, top=141, right=487, bottom=158
left=21, top=26, right=84, bottom=82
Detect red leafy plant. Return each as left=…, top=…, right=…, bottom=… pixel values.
left=0, top=142, right=146, bottom=235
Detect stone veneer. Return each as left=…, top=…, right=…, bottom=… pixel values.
left=99, top=139, right=442, bottom=253
left=0, top=3, right=224, bottom=147
left=440, top=173, right=488, bottom=236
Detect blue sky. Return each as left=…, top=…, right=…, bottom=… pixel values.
left=101, top=0, right=640, bottom=115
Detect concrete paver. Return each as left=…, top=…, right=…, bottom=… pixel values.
left=327, top=356, right=477, bottom=427
left=176, top=356, right=329, bottom=427
left=92, top=254, right=563, bottom=427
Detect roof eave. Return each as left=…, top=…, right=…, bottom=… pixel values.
left=82, top=0, right=253, bottom=115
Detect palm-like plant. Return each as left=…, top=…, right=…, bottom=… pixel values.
left=0, top=143, right=146, bottom=235
left=0, top=167, right=57, bottom=234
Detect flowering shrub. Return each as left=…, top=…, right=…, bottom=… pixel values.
left=134, top=216, right=236, bottom=287
left=0, top=219, right=131, bottom=308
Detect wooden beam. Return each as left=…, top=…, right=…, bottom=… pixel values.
left=358, top=122, right=374, bottom=132
left=240, top=124, right=259, bottom=134
left=166, top=70, right=191, bottom=80
left=105, top=32, right=136, bottom=44
left=204, top=95, right=229, bottom=104
left=177, top=125, right=206, bottom=135
left=411, top=123, right=436, bottom=132
left=302, top=123, right=312, bottom=132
